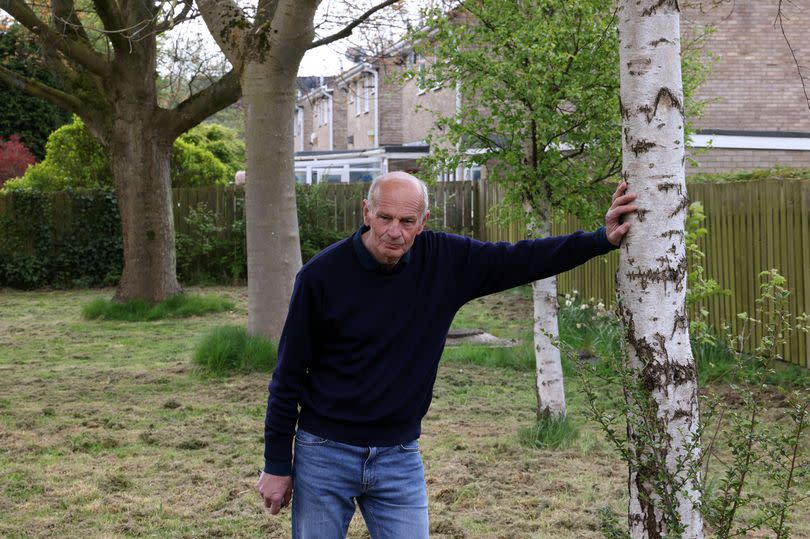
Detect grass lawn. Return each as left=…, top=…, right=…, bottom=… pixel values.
left=0, top=287, right=807, bottom=538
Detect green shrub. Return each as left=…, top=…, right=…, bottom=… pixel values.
left=0, top=189, right=122, bottom=288
left=4, top=117, right=235, bottom=192
left=6, top=117, right=111, bottom=191
left=82, top=293, right=233, bottom=321
left=170, top=139, right=230, bottom=187
left=179, top=124, right=245, bottom=178
left=192, top=325, right=278, bottom=376
left=296, top=183, right=345, bottom=262
left=176, top=200, right=246, bottom=284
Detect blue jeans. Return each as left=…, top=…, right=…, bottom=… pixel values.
left=291, top=429, right=429, bottom=539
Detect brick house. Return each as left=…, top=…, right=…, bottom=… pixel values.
left=684, top=2, right=810, bottom=173
left=294, top=3, right=810, bottom=182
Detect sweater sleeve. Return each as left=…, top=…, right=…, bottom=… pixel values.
left=454, top=227, right=616, bottom=304
left=263, top=271, right=320, bottom=476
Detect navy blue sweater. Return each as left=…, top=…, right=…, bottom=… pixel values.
left=264, top=226, right=616, bottom=475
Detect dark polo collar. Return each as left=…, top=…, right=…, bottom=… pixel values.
left=352, top=225, right=412, bottom=272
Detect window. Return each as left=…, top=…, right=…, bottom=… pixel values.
left=355, top=79, right=362, bottom=116
left=415, top=53, right=428, bottom=94
left=363, top=74, right=370, bottom=114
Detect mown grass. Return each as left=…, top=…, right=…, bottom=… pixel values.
left=82, top=292, right=234, bottom=321
left=0, top=286, right=807, bottom=539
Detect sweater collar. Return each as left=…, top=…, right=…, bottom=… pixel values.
left=352, top=225, right=412, bottom=271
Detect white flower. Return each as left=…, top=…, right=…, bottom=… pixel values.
left=580, top=304, right=588, bottom=310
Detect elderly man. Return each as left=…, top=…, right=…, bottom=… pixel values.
left=257, top=171, right=636, bottom=538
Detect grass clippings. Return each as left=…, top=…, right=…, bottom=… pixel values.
left=0, top=286, right=807, bottom=539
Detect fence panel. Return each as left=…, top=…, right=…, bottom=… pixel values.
left=3, top=178, right=807, bottom=366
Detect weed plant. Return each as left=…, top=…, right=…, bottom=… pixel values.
left=82, top=293, right=234, bottom=321
left=192, top=325, right=277, bottom=376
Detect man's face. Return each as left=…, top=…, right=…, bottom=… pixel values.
left=362, top=178, right=429, bottom=268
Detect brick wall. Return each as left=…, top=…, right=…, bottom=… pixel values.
left=378, top=60, right=403, bottom=146
left=683, top=2, right=810, bottom=132
left=687, top=147, right=810, bottom=175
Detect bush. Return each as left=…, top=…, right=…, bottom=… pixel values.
left=0, top=135, right=36, bottom=187
left=0, top=189, right=122, bottom=288
left=82, top=293, right=234, bottom=321
left=179, top=124, right=245, bottom=178
left=4, top=117, right=234, bottom=191
left=193, top=325, right=278, bottom=376
left=175, top=200, right=245, bottom=284
left=296, top=183, right=345, bottom=262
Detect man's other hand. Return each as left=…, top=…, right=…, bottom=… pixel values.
left=256, top=472, right=292, bottom=515
left=605, top=181, right=638, bottom=246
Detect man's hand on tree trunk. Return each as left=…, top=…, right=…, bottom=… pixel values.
left=605, top=181, right=638, bottom=246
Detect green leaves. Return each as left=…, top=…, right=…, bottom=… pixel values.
left=408, top=0, right=622, bottom=227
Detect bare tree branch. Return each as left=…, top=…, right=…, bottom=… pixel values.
left=163, top=68, right=242, bottom=138
left=0, top=63, right=87, bottom=115
left=309, top=0, right=402, bottom=50
left=1, top=0, right=111, bottom=76
left=155, top=0, right=196, bottom=33
left=52, top=0, right=91, bottom=44
left=775, top=0, right=809, bottom=111
left=88, top=0, right=128, bottom=51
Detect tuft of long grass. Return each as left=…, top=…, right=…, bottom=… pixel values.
left=82, top=294, right=234, bottom=321
left=192, top=325, right=277, bottom=376
left=518, top=414, right=579, bottom=450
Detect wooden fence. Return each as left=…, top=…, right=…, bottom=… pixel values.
left=4, top=178, right=805, bottom=366
left=186, top=179, right=804, bottom=368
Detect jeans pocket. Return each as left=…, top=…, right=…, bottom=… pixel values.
left=295, top=429, right=330, bottom=446
left=398, top=439, right=420, bottom=453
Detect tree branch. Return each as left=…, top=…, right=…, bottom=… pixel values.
left=88, top=0, right=128, bottom=51
left=775, top=0, right=810, bottom=111
left=155, top=0, right=195, bottom=33
left=309, top=0, right=402, bottom=50
left=52, top=0, right=91, bottom=44
left=0, top=63, right=87, bottom=116
left=162, top=68, right=242, bottom=139
left=196, top=0, right=249, bottom=65
left=1, top=0, right=111, bottom=77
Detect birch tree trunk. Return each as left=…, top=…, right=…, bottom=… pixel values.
left=617, top=1, right=703, bottom=537
left=527, top=200, right=566, bottom=419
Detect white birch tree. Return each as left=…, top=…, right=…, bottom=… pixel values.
left=196, top=0, right=403, bottom=341
left=410, top=0, right=622, bottom=419
left=616, top=0, right=704, bottom=536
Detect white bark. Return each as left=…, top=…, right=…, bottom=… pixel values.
left=617, top=1, right=703, bottom=538
left=532, top=276, right=566, bottom=418
left=526, top=201, right=566, bottom=419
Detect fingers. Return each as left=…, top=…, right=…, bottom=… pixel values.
left=612, top=181, right=628, bottom=200
left=611, top=192, right=637, bottom=209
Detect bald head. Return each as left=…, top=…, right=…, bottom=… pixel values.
left=367, top=172, right=429, bottom=219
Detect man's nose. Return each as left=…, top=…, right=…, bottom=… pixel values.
left=386, top=221, right=403, bottom=237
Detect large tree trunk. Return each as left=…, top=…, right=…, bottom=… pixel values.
left=617, top=1, right=703, bottom=537
left=109, top=115, right=181, bottom=302
left=106, top=29, right=182, bottom=303
left=527, top=200, right=566, bottom=419
left=243, top=61, right=303, bottom=340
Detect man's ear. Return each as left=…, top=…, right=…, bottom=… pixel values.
left=362, top=199, right=370, bottom=226
left=417, top=210, right=430, bottom=233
